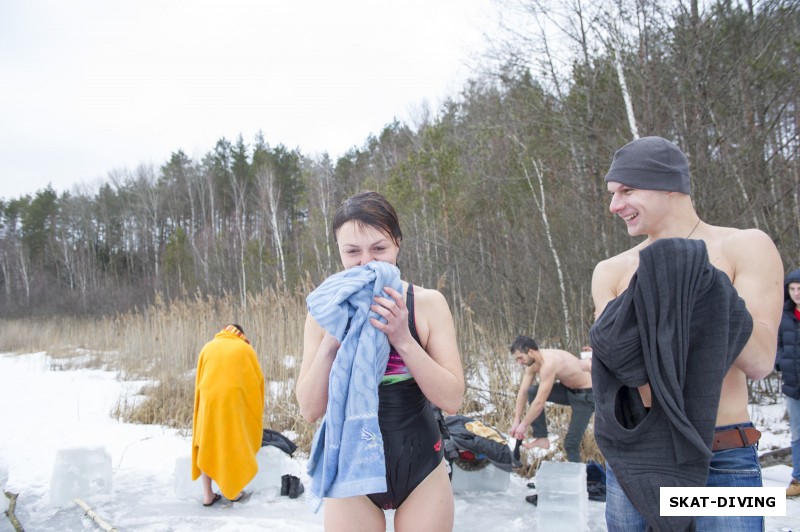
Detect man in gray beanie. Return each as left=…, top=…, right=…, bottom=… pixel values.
left=590, top=136, right=784, bottom=530
left=604, top=135, right=691, bottom=194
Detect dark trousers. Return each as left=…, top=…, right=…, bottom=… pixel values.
left=527, top=382, right=595, bottom=462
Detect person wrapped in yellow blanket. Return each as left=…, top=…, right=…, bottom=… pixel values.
left=192, top=324, right=265, bottom=506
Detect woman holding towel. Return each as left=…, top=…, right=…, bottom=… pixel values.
left=296, top=191, right=464, bottom=531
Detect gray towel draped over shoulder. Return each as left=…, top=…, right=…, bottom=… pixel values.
left=589, top=238, right=753, bottom=531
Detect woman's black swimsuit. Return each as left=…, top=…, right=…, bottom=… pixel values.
left=366, top=284, right=445, bottom=510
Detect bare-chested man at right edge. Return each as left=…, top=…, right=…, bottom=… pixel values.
left=589, top=136, right=783, bottom=531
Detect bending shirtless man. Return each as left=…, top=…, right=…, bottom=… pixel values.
left=509, top=335, right=594, bottom=463
left=591, top=136, right=783, bottom=531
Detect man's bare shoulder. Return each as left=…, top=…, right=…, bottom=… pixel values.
left=541, top=349, right=592, bottom=387
left=540, top=349, right=578, bottom=366
left=703, top=225, right=779, bottom=273
left=716, top=226, right=775, bottom=251
left=541, top=348, right=576, bottom=357
left=595, top=238, right=650, bottom=274
left=703, top=224, right=770, bottom=244
left=594, top=248, right=638, bottom=276
left=592, top=243, right=645, bottom=314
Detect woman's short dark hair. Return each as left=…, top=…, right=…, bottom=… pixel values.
left=332, top=191, right=402, bottom=245
left=510, top=335, right=538, bottom=353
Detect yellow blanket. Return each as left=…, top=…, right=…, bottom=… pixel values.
left=191, top=328, right=265, bottom=499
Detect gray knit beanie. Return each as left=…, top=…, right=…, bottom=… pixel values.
left=604, top=136, right=691, bottom=195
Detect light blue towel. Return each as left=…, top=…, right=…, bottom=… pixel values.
left=304, top=261, right=402, bottom=512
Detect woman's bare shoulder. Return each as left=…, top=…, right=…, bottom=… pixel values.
left=407, top=284, right=454, bottom=340
left=411, top=284, right=448, bottom=307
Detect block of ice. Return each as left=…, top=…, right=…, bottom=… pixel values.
left=175, top=446, right=298, bottom=501
left=0, top=457, right=7, bottom=514
left=538, top=508, right=587, bottom=530
left=0, top=457, right=8, bottom=488
left=50, top=447, right=112, bottom=506
left=536, top=460, right=586, bottom=493
left=535, top=460, right=587, bottom=531
left=246, top=445, right=294, bottom=500
left=450, top=461, right=510, bottom=494
left=173, top=456, right=209, bottom=498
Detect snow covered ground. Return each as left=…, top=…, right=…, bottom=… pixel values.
left=0, top=351, right=797, bottom=531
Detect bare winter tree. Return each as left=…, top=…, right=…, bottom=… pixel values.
left=230, top=168, right=249, bottom=307
left=255, top=165, right=287, bottom=286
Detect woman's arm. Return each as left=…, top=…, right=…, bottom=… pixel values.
left=295, top=313, right=339, bottom=423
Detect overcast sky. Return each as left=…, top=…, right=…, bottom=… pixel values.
left=0, top=0, right=499, bottom=200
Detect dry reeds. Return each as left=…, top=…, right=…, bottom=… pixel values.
left=114, top=376, right=195, bottom=429
left=0, top=285, right=606, bottom=475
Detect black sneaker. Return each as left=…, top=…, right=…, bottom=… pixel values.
left=587, top=483, right=606, bottom=502
left=526, top=481, right=536, bottom=489
left=525, top=494, right=538, bottom=505
left=288, top=475, right=305, bottom=499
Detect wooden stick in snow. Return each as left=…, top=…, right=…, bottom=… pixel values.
left=73, top=498, right=118, bottom=532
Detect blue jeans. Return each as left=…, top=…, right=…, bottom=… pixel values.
left=605, top=423, right=764, bottom=531
left=788, top=395, right=800, bottom=482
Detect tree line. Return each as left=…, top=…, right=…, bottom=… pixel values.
left=1, top=0, right=797, bottom=354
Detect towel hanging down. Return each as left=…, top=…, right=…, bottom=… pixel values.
left=305, top=260, right=402, bottom=512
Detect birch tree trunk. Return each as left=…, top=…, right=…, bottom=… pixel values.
left=230, top=174, right=249, bottom=307
left=512, top=139, right=572, bottom=345
left=614, top=46, right=639, bottom=139
left=526, top=158, right=571, bottom=346
left=256, top=167, right=287, bottom=286
left=1, top=249, right=10, bottom=297
left=17, top=242, right=30, bottom=307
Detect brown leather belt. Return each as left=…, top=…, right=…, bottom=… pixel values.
left=712, top=426, right=761, bottom=452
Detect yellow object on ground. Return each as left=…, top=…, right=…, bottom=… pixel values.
left=191, top=327, right=265, bottom=500
left=465, top=421, right=507, bottom=444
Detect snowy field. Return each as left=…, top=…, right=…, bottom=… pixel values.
left=0, top=351, right=797, bottom=531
